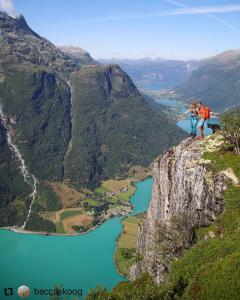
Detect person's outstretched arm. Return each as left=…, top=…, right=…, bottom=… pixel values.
left=179, top=109, right=190, bottom=118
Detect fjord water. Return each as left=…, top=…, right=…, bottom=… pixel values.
left=0, top=178, right=153, bottom=299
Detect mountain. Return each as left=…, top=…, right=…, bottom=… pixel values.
left=99, top=58, right=199, bottom=90
left=0, top=13, right=77, bottom=73
left=100, top=57, right=167, bottom=65
left=176, top=50, right=240, bottom=112
left=58, top=45, right=97, bottom=66
left=0, top=12, right=186, bottom=229
left=63, top=64, right=186, bottom=187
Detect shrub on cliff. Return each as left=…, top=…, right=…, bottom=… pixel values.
left=221, top=108, right=240, bottom=155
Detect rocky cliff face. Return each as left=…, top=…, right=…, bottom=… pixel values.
left=131, top=136, right=228, bottom=283
left=77, top=64, right=140, bottom=98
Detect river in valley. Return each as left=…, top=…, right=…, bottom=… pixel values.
left=0, top=178, right=153, bottom=299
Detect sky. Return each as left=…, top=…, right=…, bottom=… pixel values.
left=1, top=0, right=240, bottom=60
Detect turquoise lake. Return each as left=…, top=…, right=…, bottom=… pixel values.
left=0, top=178, right=153, bottom=299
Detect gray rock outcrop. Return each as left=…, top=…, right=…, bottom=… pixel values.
left=130, top=136, right=228, bottom=283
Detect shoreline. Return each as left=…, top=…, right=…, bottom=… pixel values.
left=113, top=178, right=152, bottom=280
left=0, top=177, right=153, bottom=283
left=0, top=206, right=132, bottom=237
left=0, top=175, right=152, bottom=237
left=113, top=213, right=129, bottom=279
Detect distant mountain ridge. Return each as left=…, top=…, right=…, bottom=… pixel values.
left=100, top=57, right=167, bottom=65
left=176, top=50, right=240, bottom=111
left=202, top=50, right=240, bottom=64
left=99, top=58, right=199, bottom=90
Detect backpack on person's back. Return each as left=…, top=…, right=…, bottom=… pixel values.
left=199, top=104, right=211, bottom=120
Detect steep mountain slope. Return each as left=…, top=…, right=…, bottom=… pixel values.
left=64, top=64, right=184, bottom=188
left=0, top=67, right=72, bottom=180
left=99, top=58, right=199, bottom=89
left=0, top=12, right=186, bottom=229
left=0, top=12, right=77, bottom=73
left=176, top=50, right=240, bottom=111
left=0, top=120, right=31, bottom=226
left=0, top=12, right=75, bottom=227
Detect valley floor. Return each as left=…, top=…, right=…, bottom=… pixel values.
left=3, top=165, right=152, bottom=235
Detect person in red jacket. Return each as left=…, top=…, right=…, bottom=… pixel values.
left=196, top=102, right=211, bottom=140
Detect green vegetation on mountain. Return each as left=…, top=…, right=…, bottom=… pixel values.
left=177, top=50, right=240, bottom=112
left=33, top=182, right=62, bottom=212
left=64, top=64, right=185, bottom=188
left=0, top=67, right=72, bottom=180
left=221, top=108, right=240, bottom=155
left=0, top=122, right=31, bottom=226
left=25, top=212, right=56, bottom=232
left=23, top=182, right=61, bottom=232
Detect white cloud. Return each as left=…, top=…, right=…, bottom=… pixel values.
left=163, top=0, right=240, bottom=33
left=72, top=2, right=240, bottom=33
left=163, top=4, right=240, bottom=16
left=0, top=0, right=16, bottom=16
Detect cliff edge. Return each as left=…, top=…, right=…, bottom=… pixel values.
left=131, top=135, right=229, bottom=283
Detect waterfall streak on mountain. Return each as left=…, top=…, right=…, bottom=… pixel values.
left=0, top=106, right=37, bottom=228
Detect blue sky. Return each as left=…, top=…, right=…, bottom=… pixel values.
left=2, top=0, right=240, bottom=60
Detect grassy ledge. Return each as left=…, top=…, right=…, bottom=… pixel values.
left=114, top=214, right=145, bottom=277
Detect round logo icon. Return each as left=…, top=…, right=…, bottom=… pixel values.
left=17, top=286, right=30, bottom=298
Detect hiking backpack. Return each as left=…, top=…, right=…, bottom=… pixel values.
left=200, top=105, right=211, bottom=120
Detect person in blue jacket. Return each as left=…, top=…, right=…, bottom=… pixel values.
left=179, top=101, right=199, bottom=137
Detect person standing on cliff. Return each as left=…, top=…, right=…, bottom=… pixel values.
left=179, top=101, right=199, bottom=138
left=196, top=102, right=211, bottom=140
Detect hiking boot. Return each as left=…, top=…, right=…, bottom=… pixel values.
left=197, top=136, right=204, bottom=141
